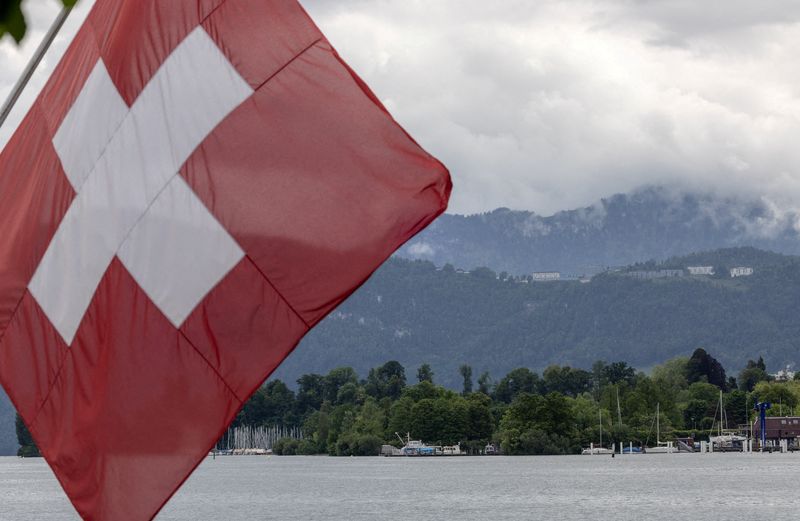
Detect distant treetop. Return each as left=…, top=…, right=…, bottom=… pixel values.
left=1, top=0, right=78, bottom=44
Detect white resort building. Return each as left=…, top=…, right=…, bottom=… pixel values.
left=687, top=266, right=714, bottom=276
left=730, top=267, right=754, bottom=278
left=532, top=272, right=561, bottom=282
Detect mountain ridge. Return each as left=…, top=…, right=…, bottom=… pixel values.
left=398, top=187, right=800, bottom=275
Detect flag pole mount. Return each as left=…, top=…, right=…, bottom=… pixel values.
left=0, top=6, right=73, bottom=129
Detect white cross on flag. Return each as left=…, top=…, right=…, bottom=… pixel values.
left=0, top=1, right=450, bottom=519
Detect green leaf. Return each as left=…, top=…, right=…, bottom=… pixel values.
left=0, top=0, right=27, bottom=44
left=0, top=0, right=79, bottom=45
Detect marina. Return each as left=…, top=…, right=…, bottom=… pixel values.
left=581, top=393, right=799, bottom=456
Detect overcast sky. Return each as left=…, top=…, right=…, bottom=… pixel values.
left=3, top=0, right=800, bottom=216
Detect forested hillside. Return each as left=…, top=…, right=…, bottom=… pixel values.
left=4, top=246, right=798, bottom=454
left=274, top=247, right=800, bottom=388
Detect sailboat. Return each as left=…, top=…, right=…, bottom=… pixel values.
left=708, top=390, right=747, bottom=451
left=644, top=403, right=673, bottom=454
left=581, top=410, right=615, bottom=455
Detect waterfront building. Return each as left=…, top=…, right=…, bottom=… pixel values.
left=772, top=367, right=796, bottom=382
left=753, top=416, right=800, bottom=447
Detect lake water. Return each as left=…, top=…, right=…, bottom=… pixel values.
left=0, top=453, right=798, bottom=520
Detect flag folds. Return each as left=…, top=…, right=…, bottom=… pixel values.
left=0, top=1, right=450, bottom=519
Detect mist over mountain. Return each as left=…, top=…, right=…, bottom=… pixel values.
left=397, top=187, right=800, bottom=275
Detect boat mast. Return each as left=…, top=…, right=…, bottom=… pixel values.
left=745, top=392, right=749, bottom=440
left=599, top=410, right=603, bottom=448
left=656, top=403, right=660, bottom=444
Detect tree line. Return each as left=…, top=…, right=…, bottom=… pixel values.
left=18, top=348, right=798, bottom=457
left=239, top=348, right=799, bottom=456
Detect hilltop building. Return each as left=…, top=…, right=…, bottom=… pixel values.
left=532, top=272, right=561, bottom=282
left=730, top=267, right=754, bottom=278
left=687, top=266, right=714, bottom=276
left=627, top=269, right=683, bottom=280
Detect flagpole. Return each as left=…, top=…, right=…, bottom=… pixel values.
left=0, top=6, right=73, bottom=129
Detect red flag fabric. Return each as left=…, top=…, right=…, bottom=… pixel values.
left=0, top=1, right=450, bottom=519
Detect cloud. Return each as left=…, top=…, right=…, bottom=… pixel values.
left=407, top=242, right=435, bottom=257
left=301, top=0, right=800, bottom=215
left=607, top=0, right=800, bottom=45
left=4, top=0, right=800, bottom=218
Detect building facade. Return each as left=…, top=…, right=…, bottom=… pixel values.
left=772, top=367, right=796, bottom=382
left=627, top=269, right=684, bottom=280
left=532, top=272, right=561, bottom=282
left=687, top=266, right=714, bottom=276
left=730, top=267, right=754, bottom=278
left=753, top=416, right=800, bottom=445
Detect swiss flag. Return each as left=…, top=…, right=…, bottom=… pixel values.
left=0, top=1, right=450, bottom=519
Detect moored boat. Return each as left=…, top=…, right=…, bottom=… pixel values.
left=644, top=403, right=677, bottom=453
left=382, top=433, right=466, bottom=456
left=484, top=443, right=499, bottom=455
left=581, top=446, right=615, bottom=455
left=581, top=409, right=614, bottom=455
